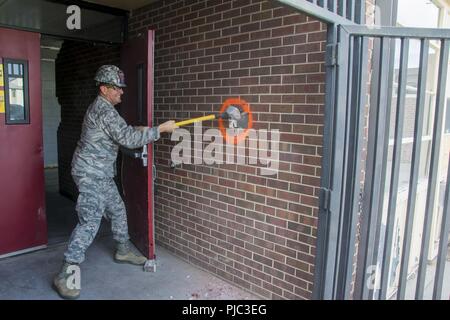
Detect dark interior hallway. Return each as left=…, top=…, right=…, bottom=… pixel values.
left=45, top=167, right=111, bottom=245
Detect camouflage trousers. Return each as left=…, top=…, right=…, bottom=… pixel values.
left=64, top=175, right=130, bottom=264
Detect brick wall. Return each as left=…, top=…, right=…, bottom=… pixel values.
left=55, top=41, right=120, bottom=199
left=130, top=0, right=326, bottom=299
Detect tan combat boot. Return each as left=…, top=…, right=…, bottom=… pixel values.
left=114, top=241, right=147, bottom=265
left=53, top=261, right=81, bottom=299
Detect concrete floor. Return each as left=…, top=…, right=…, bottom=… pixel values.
left=0, top=168, right=259, bottom=300
left=1, top=168, right=448, bottom=300
left=0, top=237, right=259, bottom=300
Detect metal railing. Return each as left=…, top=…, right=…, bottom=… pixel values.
left=273, top=0, right=449, bottom=300
left=329, top=25, right=450, bottom=300
left=275, top=0, right=365, bottom=25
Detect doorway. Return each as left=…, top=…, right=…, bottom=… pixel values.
left=40, top=36, right=111, bottom=246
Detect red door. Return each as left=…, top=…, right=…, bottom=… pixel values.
left=0, top=28, right=47, bottom=257
left=120, top=30, right=156, bottom=263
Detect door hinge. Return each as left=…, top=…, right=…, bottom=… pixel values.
left=320, top=188, right=331, bottom=212
left=326, top=43, right=339, bottom=67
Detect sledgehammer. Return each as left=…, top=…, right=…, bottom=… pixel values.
left=175, top=105, right=248, bottom=129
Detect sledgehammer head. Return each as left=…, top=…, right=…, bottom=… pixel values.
left=216, top=104, right=249, bottom=131
left=224, top=105, right=242, bottom=120
left=221, top=105, right=248, bottom=129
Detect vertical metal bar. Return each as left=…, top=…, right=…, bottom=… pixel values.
left=370, top=35, right=397, bottom=300
left=375, top=0, right=398, bottom=27
left=329, top=0, right=337, bottom=13
left=325, top=25, right=350, bottom=299
left=338, top=0, right=346, bottom=17
left=349, top=37, right=369, bottom=298
left=397, top=39, right=430, bottom=300
left=379, top=38, right=410, bottom=300
left=416, top=39, right=450, bottom=299
left=354, top=35, right=381, bottom=299
left=347, top=0, right=354, bottom=22
left=341, top=36, right=369, bottom=299
left=335, top=33, right=356, bottom=299
left=276, top=0, right=356, bottom=25
left=371, top=38, right=395, bottom=299
left=391, top=0, right=399, bottom=27
left=355, top=37, right=391, bottom=300
left=354, top=0, right=365, bottom=24
left=433, top=154, right=450, bottom=300
left=313, top=23, right=339, bottom=300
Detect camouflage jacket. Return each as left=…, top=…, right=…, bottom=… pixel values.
left=71, top=95, right=159, bottom=178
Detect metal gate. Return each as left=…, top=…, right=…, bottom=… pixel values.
left=317, top=24, right=450, bottom=300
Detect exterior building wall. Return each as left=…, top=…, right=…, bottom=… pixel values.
left=56, top=0, right=327, bottom=299
left=128, top=0, right=326, bottom=299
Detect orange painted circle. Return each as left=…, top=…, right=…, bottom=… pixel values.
left=218, top=98, right=253, bottom=145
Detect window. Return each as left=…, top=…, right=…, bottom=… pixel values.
left=3, top=59, right=29, bottom=124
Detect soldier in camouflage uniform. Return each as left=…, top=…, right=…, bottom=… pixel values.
left=53, top=65, right=177, bottom=299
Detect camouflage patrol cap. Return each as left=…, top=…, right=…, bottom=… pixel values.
left=94, top=65, right=127, bottom=88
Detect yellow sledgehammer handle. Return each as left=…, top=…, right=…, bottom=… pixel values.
left=175, top=114, right=216, bottom=127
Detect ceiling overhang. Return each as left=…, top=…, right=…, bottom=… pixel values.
left=83, top=0, right=156, bottom=11
left=0, top=0, right=142, bottom=44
